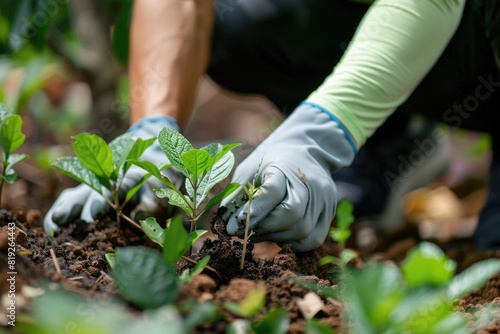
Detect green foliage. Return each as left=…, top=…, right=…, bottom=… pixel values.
left=51, top=132, right=156, bottom=224
left=132, top=127, right=240, bottom=232
left=251, top=308, right=290, bottom=334
left=0, top=104, right=28, bottom=207
left=305, top=319, right=337, bottom=334
left=342, top=243, right=500, bottom=333
left=112, top=246, right=179, bottom=309
left=224, top=282, right=266, bottom=318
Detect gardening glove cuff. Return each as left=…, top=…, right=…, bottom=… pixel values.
left=221, top=103, right=356, bottom=252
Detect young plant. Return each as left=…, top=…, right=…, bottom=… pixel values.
left=51, top=132, right=156, bottom=229
left=240, top=181, right=258, bottom=270
left=130, top=127, right=240, bottom=233
left=0, top=104, right=28, bottom=208
left=319, top=200, right=358, bottom=271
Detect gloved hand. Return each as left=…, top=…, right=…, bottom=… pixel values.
left=221, top=103, right=356, bottom=252
left=43, top=116, right=183, bottom=234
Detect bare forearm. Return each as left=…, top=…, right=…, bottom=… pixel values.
left=129, top=0, right=214, bottom=128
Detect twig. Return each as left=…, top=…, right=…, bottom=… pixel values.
left=50, top=248, right=62, bottom=274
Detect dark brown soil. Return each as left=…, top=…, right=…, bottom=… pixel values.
left=1, top=206, right=500, bottom=333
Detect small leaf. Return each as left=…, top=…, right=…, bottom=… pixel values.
left=124, top=173, right=151, bottom=204
left=340, top=249, right=358, bottom=264
left=105, top=253, right=116, bottom=269
left=140, top=217, right=165, bottom=246
left=0, top=104, right=12, bottom=123
left=181, top=149, right=212, bottom=185
left=202, top=182, right=240, bottom=215
left=447, top=259, right=500, bottom=299
left=72, top=133, right=115, bottom=184
left=113, top=246, right=179, bottom=309
left=0, top=169, right=17, bottom=184
left=305, top=319, right=336, bottom=334
left=196, top=151, right=235, bottom=205
left=336, top=200, right=354, bottom=230
left=318, top=256, right=342, bottom=267
left=163, top=215, right=188, bottom=265
left=158, top=128, right=193, bottom=177
left=155, top=187, right=193, bottom=216
left=129, top=159, right=175, bottom=187
left=6, top=153, right=28, bottom=169
left=402, top=242, right=456, bottom=288
left=186, top=229, right=207, bottom=248
left=329, top=228, right=351, bottom=245
left=224, top=282, right=266, bottom=318
left=0, top=114, right=25, bottom=159
left=184, top=301, right=220, bottom=331
left=123, top=137, right=156, bottom=173
left=52, top=157, right=103, bottom=193
left=251, top=308, right=289, bottom=334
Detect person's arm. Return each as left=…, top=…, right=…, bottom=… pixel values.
left=129, top=0, right=214, bottom=128
left=306, top=0, right=465, bottom=149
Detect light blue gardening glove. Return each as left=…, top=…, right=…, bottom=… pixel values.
left=43, top=116, right=183, bottom=234
left=221, top=103, right=356, bottom=252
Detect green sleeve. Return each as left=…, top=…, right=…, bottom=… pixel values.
left=306, top=0, right=465, bottom=149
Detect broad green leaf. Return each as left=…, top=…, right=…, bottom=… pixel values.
left=105, top=253, right=116, bottom=269
left=129, top=159, right=174, bottom=187
left=447, top=259, right=500, bottom=299
left=402, top=242, right=456, bottom=288
left=109, top=132, right=135, bottom=171
left=305, top=319, right=336, bottom=334
left=0, top=114, right=25, bottom=159
left=186, top=229, right=207, bottom=248
left=336, top=200, right=354, bottom=230
left=72, top=133, right=115, bottom=184
left=155, top=187, right=192, bottom=216
left=345, top=262, right=404, bottom=331
left=202, top=182, right=240, bottom=215
left=52, top=157, right=103, bottom=193
left=158, top=128, right=192, bottom=177
left=195, top=150, right=235, bottom=205
left=113, top=246, right=179, bottom=309
left=181, top=149, right=212, bottom=185
left=225, top=282, right=266, bottom=318
left=251, top=308, right=289, bottom=334
left=140, top=217, right=165, bottom=246
left=163, top=215, right=188, bottom=265
left=123, top=137, right=156, bottom=173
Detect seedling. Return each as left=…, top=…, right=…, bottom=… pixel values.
left=240, top=181, right=258, bottom=270
left=319, top=200, right=358, bottom=271
left=0, top=104, right=28, bottom=208
left=51, top=132, right=156, bottom=229
left=130, top=127, right=240, bottom=233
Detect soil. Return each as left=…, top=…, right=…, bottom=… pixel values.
left=1, top=201, right=500, bottom=334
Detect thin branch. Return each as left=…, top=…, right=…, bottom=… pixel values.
left=50, top=248, right=62, bottom=274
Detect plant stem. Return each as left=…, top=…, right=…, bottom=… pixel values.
left=181, top=255, right=220, bottom=277
left=240, top=195, right=252, bottom=270
left=114, top=190, right=121, bottom=230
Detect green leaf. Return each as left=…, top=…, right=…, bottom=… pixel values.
left=163, top=215, right=188, bottom=265
left=318, top=255, right=342, bottom=267
left=140, top=217, right=165, bottom=246
left=112, top=2, right=132, bottom=64
left=251, top=308, right=289, bottom=334
left=184, top=301, right=219, bottom=331
left=113, top=246, right=179, bottom=309
left=194, top=149, right=235, bottom=205
left=179, top=255, right=211, bottom=284
left=202, top=182, right=240, bottom=215
left=340, top=249, right=358, bottom=264
left=155, top=187, right=192, bottom=216
left=0, top=114, right=25, bottom=159
left=402, top=242, right=456, bottom=288
left=205, top=142, right=241, bottom=170
left=6, top=153, right=28, bottom=169
left=186, top=229, right=207, bottom=248
left=305, top=319, right=337, bottom=334
left=109, top=132, right=135, bottom=171
left=0, top=104, right=12, bottom=124
left=158, top=127, right=192, bottom=177
left=336, top=200, right=354, bottom=230
left=181, top=148, right=212, bottom=185
left=52, top=157, right=103, bottom=194
left=124, top=173, right=151, bottom=204
left=129, top=159, right=174, bottom=187
left=72, top=133, right=115, bottom=185
left=329, top=228, right=351, bottom=245
left=447, top=259, right=500, bottom=300
left=123, top=137, right=156, bottom=173
left=105, top=253, right=116, bottom=269
left=224, top=282, right=266, bottom=318
left=0, top=169, right=17, bottom=184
